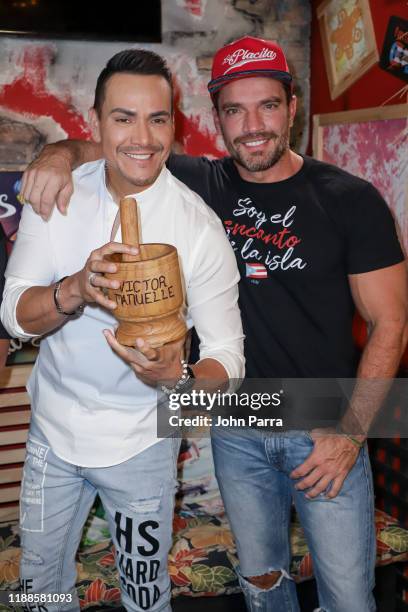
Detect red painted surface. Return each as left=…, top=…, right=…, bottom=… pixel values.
left=174, top=104, right=224, bottom=158
left=173, top=85, right=224, bottom=158
left=182, top=0, right=204, bottom=17
left=0, top=46, right=90, bottom=139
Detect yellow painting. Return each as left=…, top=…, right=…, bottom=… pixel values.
left=317, top=0, right=379, bottom=99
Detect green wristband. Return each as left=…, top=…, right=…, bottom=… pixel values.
left=344, top=434, right=364, bottom=449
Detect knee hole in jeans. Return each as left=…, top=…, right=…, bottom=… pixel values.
left=246, top=570, right=282, bottom=590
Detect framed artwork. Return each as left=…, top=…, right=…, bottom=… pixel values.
left=379, top=15, right=408, bottom=84
left=313, top=103, right=408, bottom=252
left=317, top=0, right=379, bottom=99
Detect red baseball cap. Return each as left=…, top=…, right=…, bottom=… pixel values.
left=208, top=36, right=292, bottom=96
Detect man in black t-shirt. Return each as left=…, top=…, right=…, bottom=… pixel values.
left=19, top=37, right=408, bottom=612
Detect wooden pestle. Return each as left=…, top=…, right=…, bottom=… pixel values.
left=120, top=197, right=142, bottom=262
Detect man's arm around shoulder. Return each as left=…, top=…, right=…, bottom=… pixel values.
left=20, top=140, right=102, bottom=220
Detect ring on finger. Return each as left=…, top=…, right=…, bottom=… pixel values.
left=17, top=193, right=29, bottom=205
left=88, top=271, right=99, bottom=287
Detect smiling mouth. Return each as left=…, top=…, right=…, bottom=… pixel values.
left=242, top=139, right=269, bottom=147
left=123, top=152, right=154, bottom=160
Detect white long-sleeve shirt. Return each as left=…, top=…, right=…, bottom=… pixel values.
left=1, top=160, right=244, bottom=467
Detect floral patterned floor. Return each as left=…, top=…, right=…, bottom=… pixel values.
left=0, top=508, right=407, bottom=609
left=1, top=436, right=408, bottom=608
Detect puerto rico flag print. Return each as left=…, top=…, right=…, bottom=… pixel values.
left=246, top=263, right=268, bottom=279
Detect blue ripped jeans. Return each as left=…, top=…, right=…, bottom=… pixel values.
left=211, top=428, right=376, bottom=612
left=19, top=421, right=180, bottom=612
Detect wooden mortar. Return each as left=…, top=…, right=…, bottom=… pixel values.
left=105, top=197, right=187, bottom=348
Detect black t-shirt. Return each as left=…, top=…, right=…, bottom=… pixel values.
left=0, top=224, right=10, bottom=340
left=168, top=154, right=404, bottom=377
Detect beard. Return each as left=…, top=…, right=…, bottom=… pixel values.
left=221, top=125, right=290, bottom=173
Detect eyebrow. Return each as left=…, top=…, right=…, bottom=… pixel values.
left=110, top=108, right=136, bottom=116
left=221, top=96, right=282, bottom=110
left=150, top=110, right=171, bottom=119
left=109, top=107, right=171, bottom=119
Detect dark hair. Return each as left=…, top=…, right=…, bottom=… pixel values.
left=212, top=78, right=293, bottom=112
left=93, top=48, right=173, bottom=116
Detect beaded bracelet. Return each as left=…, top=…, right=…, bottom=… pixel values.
left=160, top=359, right=194, bottom=395
left=53, top=276, right=84, bottom=316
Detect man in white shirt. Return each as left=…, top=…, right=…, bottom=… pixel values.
left=0, top=225, right=10, bottom=369
left=1, top=49, right=244, bottom=612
